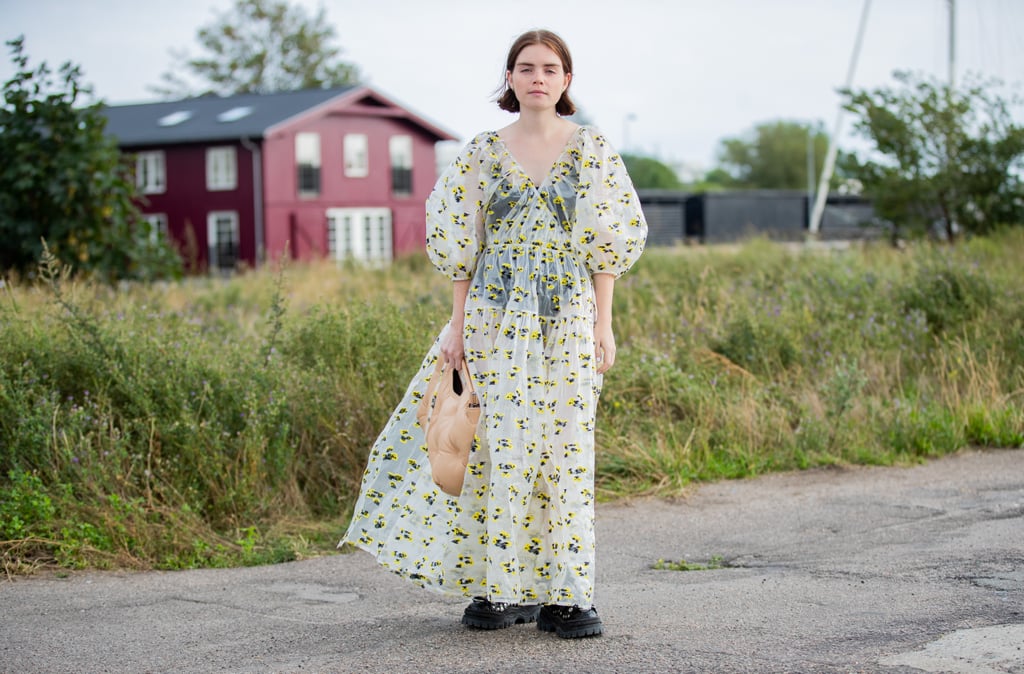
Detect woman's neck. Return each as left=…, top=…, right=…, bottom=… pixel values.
left=507, top=109, right=572, bottom=140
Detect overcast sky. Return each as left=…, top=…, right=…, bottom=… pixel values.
left=3, top=0, right=1023, bottom=170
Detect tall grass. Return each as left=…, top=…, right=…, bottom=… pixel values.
left=2, top=232, right=1022, bottom=573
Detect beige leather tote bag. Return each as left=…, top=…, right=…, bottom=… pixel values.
left=416, top=359, right=480, bottom=496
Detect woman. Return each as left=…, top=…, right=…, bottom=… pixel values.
left=340, top=29, right=647, bottom=639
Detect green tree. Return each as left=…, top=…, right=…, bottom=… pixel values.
left=716, top=120, right=830, bottom=190
left=0, top=38, right=181, bottom=281
left=841, top=71, right=1024, bottom=240
left=689, top=167, right=734, bottom=192
left=621, top=154, right=683, bottom=189
left=153, top=0, right=360, bottom=97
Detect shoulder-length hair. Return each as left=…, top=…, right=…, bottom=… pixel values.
left=495, top=29, right=577, bottom=116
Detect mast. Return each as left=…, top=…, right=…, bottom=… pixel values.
left=947, top=0, right=956, bottom=88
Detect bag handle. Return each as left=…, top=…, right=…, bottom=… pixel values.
left=422, top=358, right=476, bottom=428
left=453, top=358, right=476, bottom=396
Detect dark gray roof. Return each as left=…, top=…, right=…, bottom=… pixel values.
left=101, top=86, right=358, bottom=146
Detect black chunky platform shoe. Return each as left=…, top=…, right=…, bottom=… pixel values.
left=537, top=604, right=603, bottom=638
left=461, top=597, right=540, bottom=629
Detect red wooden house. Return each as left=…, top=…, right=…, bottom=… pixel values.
left=102, top=86, right=456, bottom=271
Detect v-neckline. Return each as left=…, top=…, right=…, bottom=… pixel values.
left=494, top=126, right=584, bottom=188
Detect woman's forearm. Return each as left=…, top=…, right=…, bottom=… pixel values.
left=593, top=273, right=615, bottom=328
left=593, top=273, right=616, bottom=374
left=440, top=279, right=471, bottom=367
left=450, top=279, right=470, bottom=326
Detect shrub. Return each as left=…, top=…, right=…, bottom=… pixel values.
left=897, top=259, right=995, bottom=334
left=711, top=314, right=798, bottom=376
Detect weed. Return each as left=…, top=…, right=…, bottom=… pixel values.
left=260, top=251, right=288, bottom=369
left=652, top=555, right=726, bottom=571
left=0, top=470, right=56, bottom=539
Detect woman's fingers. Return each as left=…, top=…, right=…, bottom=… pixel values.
left=595, top=342, right=615, bottom=374
left=439, top=328, right=465, bottom=369
left=594, top=323, right=616, bottom=375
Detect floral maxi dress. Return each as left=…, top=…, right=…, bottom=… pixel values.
left=341, top=126, right=647, bottom=608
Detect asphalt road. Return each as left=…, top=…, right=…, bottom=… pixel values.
left=2, top=448, right=1022, bottom=673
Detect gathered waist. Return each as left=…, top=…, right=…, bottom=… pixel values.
left=483, top=239, right=575, bottom=253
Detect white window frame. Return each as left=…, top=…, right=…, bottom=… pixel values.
left=389, top=135, right=413, bottom=196
left=326, top=207, right=393, bottom=267
left=136, top=151, right=166, bottom=194
left=206, top=146, right=237, bottom=191
left=344, top=133, right=369, bottom=178
left=142, top=213, right=168, bottom=245
left=207, top=210, right=240, bottom=272
left=295, top=132, right=321, bottom=196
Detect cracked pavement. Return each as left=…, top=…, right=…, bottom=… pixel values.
left=1, top=448, right=1022, bottom=673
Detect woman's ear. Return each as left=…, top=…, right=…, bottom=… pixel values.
left=564, top=72, right=573, bottom=91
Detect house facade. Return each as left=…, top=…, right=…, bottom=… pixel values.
left=102, top=86, right=457, bottom=271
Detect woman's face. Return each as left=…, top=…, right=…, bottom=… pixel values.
left=507, top=43, right=571, bottom=112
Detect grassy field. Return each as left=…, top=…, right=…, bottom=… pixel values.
left=2, top=231, right=1022, bottom=574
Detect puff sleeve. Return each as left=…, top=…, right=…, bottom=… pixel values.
left=572, top=129, right=648, bottom=278
left=425, top=134, right=487, bottom=280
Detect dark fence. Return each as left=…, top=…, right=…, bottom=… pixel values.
left=637, top=190, right=884, bottom=246
left=637, top=190, right=692, bottom=247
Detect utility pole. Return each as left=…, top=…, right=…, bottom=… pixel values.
left=806, top=129, right=815, bottom=230
left=809, top=0, right=872, bottom=237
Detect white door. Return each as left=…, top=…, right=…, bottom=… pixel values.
left=326, top=208, right=393, bottom=266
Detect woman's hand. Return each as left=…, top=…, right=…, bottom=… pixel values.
left=594, top=321, right=616, bottom=375
left=439, top=320, right=465, bottom=369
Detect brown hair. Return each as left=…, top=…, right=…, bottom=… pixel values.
left=495, top=29, right=576, bottom=116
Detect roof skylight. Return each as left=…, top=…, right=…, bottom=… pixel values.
left=217, top=106, right=254, bottom=123
left=158, top=110, right=193, bottom=127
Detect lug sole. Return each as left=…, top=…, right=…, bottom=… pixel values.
left=537, top=608, right=604, bottom=638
